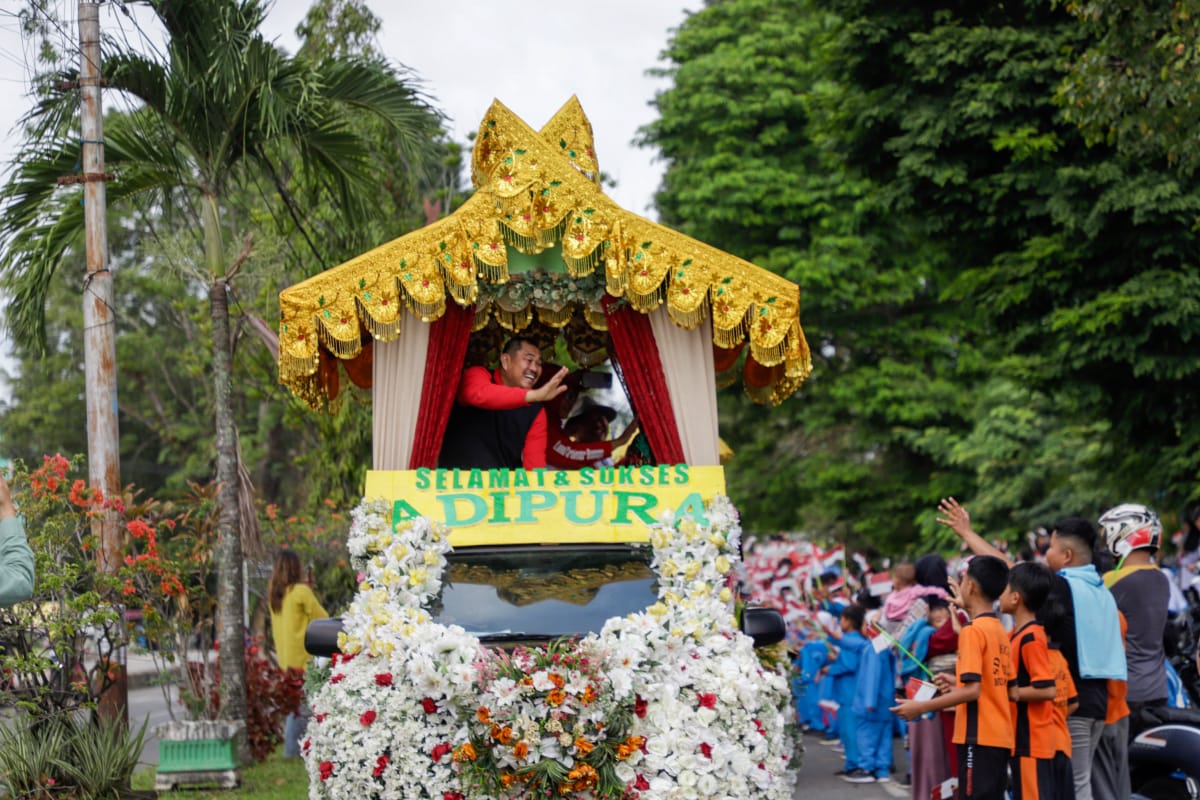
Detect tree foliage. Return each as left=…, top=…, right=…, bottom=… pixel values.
left=643, top=0, right=1200, bottom=552
left=1056, top=0, right=1200, bottom=168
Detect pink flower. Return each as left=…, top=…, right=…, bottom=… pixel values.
left=697, top=692, right=717, bottom=709
left=360, top=709, right=377, bottom=726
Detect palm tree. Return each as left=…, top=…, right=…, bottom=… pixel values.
left=0, top=0, right=442, bottom=726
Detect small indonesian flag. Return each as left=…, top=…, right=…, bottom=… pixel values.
left=905, top=676, right=937, bottom=702
left=868, top=572, right=893, bottom=596
left=932, top=777, right=958, bottom=800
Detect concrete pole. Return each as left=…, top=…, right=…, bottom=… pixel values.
left=79, top=1, right=127, bottom=726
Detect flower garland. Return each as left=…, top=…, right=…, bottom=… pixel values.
left=592, top=496, right=799, bottom=800
left=305, top=501, right=481, bottom=800
left=458, top=639, right=641, bottom=799
left=305, top=495, right=796, bottom=800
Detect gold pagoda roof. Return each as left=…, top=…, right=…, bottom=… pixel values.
left=277, top=97, right=812, bottom=409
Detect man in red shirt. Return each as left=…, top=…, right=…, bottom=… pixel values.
left=438, top=337, right=567, bottom=470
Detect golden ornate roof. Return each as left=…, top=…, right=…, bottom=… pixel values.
left=277, top=97, right=812, bottom=409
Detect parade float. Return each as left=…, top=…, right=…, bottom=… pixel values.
left=276, top=97, right=812, bottom=800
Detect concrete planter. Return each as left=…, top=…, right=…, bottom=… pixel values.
left=153, top=720, right=245, bottom=791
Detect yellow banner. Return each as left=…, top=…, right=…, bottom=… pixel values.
left=364, top=465, right=726, bottom=546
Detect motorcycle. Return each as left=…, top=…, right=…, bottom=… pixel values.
left=1130, top=706, right=1200, bottom=800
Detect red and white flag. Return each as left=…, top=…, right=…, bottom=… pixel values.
left=818, top=544, right=844, bottom=571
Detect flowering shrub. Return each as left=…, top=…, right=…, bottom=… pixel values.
left=459, top=639, right=640, bottom=799
left=0, top=455, right=126, bottom=717
left=304, top=495, right=797, bottom=800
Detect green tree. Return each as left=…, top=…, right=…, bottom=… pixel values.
left=1057, top=0, right=1200, bottom=168
left=0, top=0, right=442, bottom=727
left=643, top=0, right=1200, bottom=551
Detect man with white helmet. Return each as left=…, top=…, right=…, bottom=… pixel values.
left=1100, top=502, right=1170, bottom=713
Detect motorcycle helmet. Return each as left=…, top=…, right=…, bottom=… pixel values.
left=1098, top=503, right=1162, bottom=558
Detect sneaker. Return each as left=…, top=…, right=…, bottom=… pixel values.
left=842, top=769, right=876, bottom=784
left=819, top=737, right=840, bottom=746
left=833, top=769, right=850, bottom=777
left=875, top=775, right=891, bottom=784
left=831, top=743, right=845, bottom=753
left=897, top=773, right=912, bottom=788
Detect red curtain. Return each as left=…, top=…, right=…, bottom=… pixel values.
left=409, top=303, right=475, bottom=468
left=603, top=298, right=686, bottom=465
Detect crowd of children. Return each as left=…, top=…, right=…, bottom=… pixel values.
left=745, top=498, right=1197, bottom=800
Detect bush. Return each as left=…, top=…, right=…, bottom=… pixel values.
left=0, top=455, right=126, bottom=717
left=185, top=638, right=304, bottom=763
left=0, top=712, right=147, bottom=800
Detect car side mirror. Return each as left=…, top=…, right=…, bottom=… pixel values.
left=741, top=606, right=786, bottom=648
left=305, top=617, right=345, bottom=657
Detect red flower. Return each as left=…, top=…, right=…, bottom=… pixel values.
left=360, top=710, right=377, bottom=726
left=634, top=775, right=650, bottom=791
left=754, top=719, right=767, bottom=737
left=421, top=697, right=438, bottom=714
left=699, top=742, right=713, bottom=759
left=372, top=754, right=389, bottom=778
left=314, top=713, right=326, bottom=723
left=318, top=761, right=334, bottom=781
left=697, top=692, right=717, bottom=709
left=443, top=793, right=464, bottom=800
left=431, top=742, right=453, bottom=763
left=634, top=695, right=647, bottom=718
left=330, top=673, right=345, bottom=684
left=375, top=673, right=393, bottom=687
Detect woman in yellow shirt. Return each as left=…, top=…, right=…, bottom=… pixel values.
left=268, top=550, right=327, bottom=757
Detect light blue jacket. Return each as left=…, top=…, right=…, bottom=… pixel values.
left=1060, top=564, right=1126, bottom=680
left=0, top=516, right=34, bottom=605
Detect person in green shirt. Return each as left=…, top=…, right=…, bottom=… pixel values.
left=268, top=549, right=327, bottom=757
left=0, top=473, right=34, bottom=606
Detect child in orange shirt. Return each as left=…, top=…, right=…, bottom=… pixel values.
left=1001, top=562, right=1068, bottom=800
left=893, top=555, right=1015, bottom=800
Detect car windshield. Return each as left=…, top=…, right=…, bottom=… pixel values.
left=427, top=545, right=657, bottom=640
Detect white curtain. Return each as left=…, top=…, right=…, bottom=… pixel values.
left=372, top=310, right=431, bottom=469
left=647, top=307, right=720, bottom=465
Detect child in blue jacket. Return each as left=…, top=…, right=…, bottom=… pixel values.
left=828, top=604, right=868, bottom=774
left=846, top=619, right=898, bottom=783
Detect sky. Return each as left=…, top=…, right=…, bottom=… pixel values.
left=0, top=0, right=696, bottom=404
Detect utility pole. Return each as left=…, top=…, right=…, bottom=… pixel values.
left=79, top=0, right=127, bottom=726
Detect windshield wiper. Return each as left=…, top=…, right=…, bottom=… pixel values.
left=475, top=631, right=556, bottom=642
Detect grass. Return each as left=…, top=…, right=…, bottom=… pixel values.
left=132, top=752, right=309, bottom=800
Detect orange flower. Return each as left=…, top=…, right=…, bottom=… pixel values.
left=548, top=672, right=565, bottom=689
left=546, top=689, right=566, bottom=707
left=567, top=764, right=598, bottom=789
left=476, top=706, right=491, bottom=724
left=573, top=737, right=594, bottom=756
left=512, top=741, right=529, bottom=759
left=581, top=685, right=598, bottom=704
left=500, top=772, right=517, bottom=788
left=453, top=742, right=476, bottom=762
left=491, top=725, right=513, bottom=745
left=616, top=744, right=634, bottom=760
